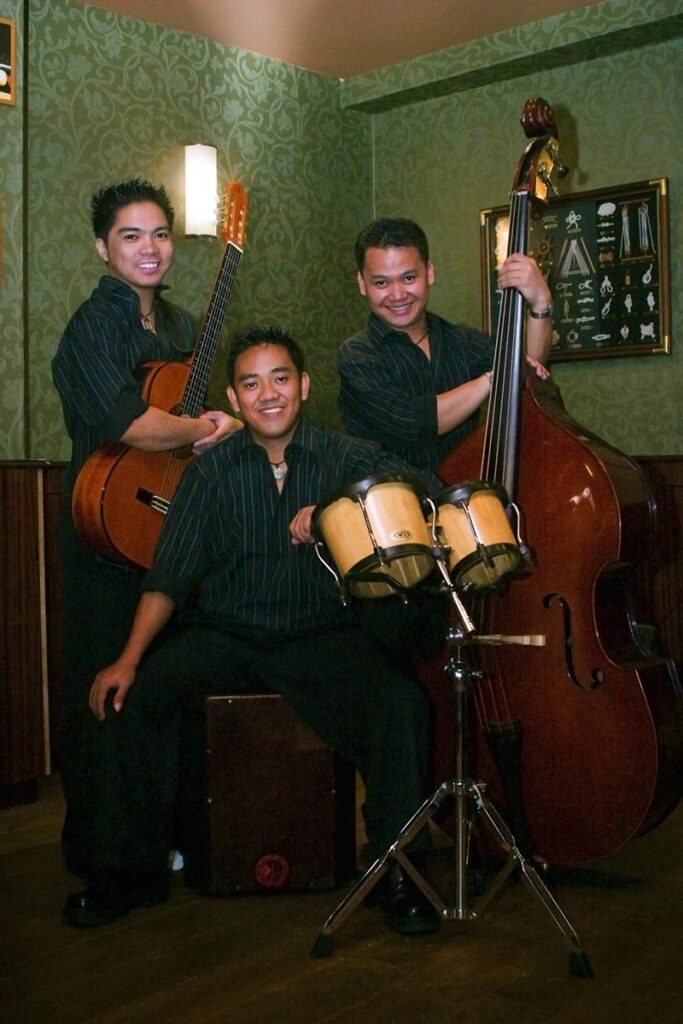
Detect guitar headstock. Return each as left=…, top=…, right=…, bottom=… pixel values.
left=220, top=181, right=249, bottom=247
left=510, top=97, right=567, bottom=205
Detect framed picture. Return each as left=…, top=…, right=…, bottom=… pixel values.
left=0, top=18, right=16, bottom=106
left=480, top=178, right=670, bottom=361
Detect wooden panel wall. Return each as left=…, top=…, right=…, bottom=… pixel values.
left=0, top=462, right=64, bottom=804
left=634, top=457, right=683, bottom=666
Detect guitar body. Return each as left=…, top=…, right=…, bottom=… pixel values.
left=71, top=181, right=249, bottom=570
left=71, top=360, right=195, bottom=569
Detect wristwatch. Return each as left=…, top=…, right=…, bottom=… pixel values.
left=528, top=305, right=553, bottom=319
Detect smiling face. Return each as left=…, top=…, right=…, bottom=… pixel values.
left=95, top=201, right=174, bottom=302
left=357, top=244, right=435, bottom=341
left=226, top=343, right=310, bottom=457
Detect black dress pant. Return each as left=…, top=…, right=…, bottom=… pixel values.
left=58, top=507, right=144, bottom=877
left=81, top=618, right=431, bottom=877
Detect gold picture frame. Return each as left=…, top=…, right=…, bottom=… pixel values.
left=480, top=178, right=670, bottom=361
left=0, top=18, right=16, bottom=106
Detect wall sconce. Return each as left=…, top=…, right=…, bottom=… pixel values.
left=184, top=143, right=218, bottom=236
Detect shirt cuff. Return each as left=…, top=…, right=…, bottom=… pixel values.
left=414, top=394, right=438, bottom=440
left=101, top=390, right=148, bottom=440
left=141, top=569, right=191, bottom=607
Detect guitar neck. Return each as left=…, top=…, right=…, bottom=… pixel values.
left=180, top=240, right=243, bottom=417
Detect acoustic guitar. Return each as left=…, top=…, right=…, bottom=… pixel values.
left=72, top=181, right=249, bottom=570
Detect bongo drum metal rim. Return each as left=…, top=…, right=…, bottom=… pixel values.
left=450, top=543, right=524, bottom=589
left=437, top=479, right=510, bottom=508
left=345, top=543, right=435, bottom=579
left=312, top=473, right=427, bottom=524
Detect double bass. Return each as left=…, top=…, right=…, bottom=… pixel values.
left=424, top=99, right=683, bottom=864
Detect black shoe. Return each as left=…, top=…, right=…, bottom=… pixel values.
left=365, top=864, right=441, bottom=936
left=62, top=887, right=132, bottom=927
left=62, top=870, right=169, bottom=928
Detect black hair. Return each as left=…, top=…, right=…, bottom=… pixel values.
left=90, top=179, right=175, bottom=240
left=227, top=326, right=305, bottom=385
left=354, top=217, right=430, bottom=271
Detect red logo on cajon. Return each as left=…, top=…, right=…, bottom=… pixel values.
left=254, top=854, right=290, bottom=888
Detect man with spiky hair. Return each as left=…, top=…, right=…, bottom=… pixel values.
left=52, top=179, right=242, bottom=889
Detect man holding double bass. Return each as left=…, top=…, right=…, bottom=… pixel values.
left=52, top=179, right=242, bottom=887
left=338, top=217, right=552, bottom=471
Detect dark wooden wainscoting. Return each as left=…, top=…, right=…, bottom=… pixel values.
left=633, top=456, right=683, bottom=666
left=0, top=461, right=64, bottom=805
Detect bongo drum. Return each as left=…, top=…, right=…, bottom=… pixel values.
left=313, top=475, right=434, bottom=599
left=436, top=480, right=522, bottom=590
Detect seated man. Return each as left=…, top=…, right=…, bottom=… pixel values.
left=63, top=325, right=442, bottom=937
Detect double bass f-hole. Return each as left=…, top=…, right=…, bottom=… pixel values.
left=542, top=593, right=605, bottom=691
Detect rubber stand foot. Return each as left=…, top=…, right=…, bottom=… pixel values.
left=569, top=951, right=594, bottom=979
left=310, top=934, right=334, bottom=958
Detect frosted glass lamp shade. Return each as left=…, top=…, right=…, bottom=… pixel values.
left=184, top=144, right=218, bottom=236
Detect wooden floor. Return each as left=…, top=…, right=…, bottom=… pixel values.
left=1, top=774, right=682, bottom=1024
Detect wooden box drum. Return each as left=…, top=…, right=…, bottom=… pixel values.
left=205, top=693, right=356, bottom=893
left=436, top=480, right=522, bottom=590
left=313, top=475, right=434, bottom=599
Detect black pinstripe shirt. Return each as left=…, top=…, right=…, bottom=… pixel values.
left=144, top=418, right=439, bottom=634
left=52, top=275, right=196, bottom=494
left=338, top=311, right=493, bottom=472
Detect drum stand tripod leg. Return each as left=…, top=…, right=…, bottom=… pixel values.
left=310, top=782, right=452, bottom=959
left=311, top=591, right=593, bottom=978
left=464, top=780, right=594, bottom=977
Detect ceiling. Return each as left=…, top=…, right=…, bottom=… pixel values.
left=77, top=0, right=602, bottom=78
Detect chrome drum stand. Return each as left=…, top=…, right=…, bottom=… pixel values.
left=311, top=556, right=594, bottom=979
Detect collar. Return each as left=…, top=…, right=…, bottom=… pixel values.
left=98, top=274, right=169, bottom=309
left=235, top=415, right=313, bottom=460
left=367, top=310, right=436, bottom=347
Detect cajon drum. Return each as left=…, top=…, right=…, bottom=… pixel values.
left=205, top=693, right=357, bottom=893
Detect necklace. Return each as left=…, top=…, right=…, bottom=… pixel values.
left=412, top=326, right=429, bottom=346
left=140, top=301, right=156, bottom=331
left=269, top=459, right=287, bottom=481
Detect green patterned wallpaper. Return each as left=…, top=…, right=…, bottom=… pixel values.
left=0, top=0, right=24, bottom=457
left=1, top=0, right=680, bottom=461
left=342, top=0, right=683, bottom=112
left=22, top=0, right=371, bottom=462
left=368, top=35, right=682, bottom=455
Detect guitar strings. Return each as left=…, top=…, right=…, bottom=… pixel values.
left=181, top=243, right=242, bottom=417
left=158, top=242, right=243, bottom=501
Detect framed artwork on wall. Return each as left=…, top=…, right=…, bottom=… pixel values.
left=0, top=18, right=16, bottom=106
left=480, top=178, right=670, bottom=361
